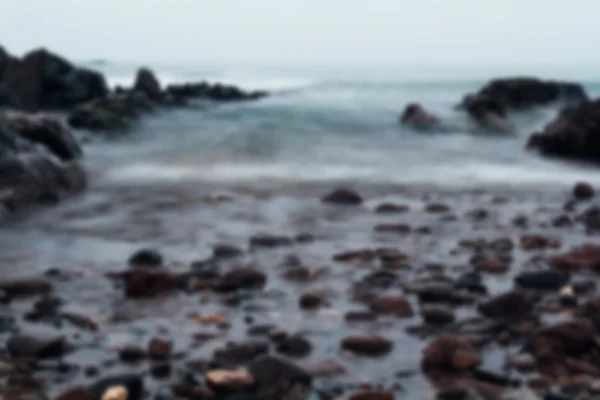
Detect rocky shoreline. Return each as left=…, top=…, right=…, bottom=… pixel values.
left=3, top=47, right=600, bottom=400
left=0, top=46, right=269, bottom=221
left=0, top=181, right=598, bottom=400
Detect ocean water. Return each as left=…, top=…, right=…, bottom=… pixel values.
left=81, top=61, right=600, bottom=190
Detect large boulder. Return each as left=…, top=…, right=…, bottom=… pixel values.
left=165, top=82, right=269, bottom=102
left=0, top=114, right=86, bottom=218
left=1, top=48, right=109, bottom=111
left=4, top=110, right=82, bottom=161
left=458, top=77, right=586, bottom=136
left=68, top=91, right=154, bottom=134
left=526, top=99, right=600, bottom=163
left=459, top=77, right=587, bottom=115
left=133, top=67, right=161, bottom=101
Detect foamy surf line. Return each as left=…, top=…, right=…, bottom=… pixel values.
left=100, top=160, right=600, bottom=188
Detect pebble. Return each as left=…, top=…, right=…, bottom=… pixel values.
left=128, top=248, right=163, bottom=268
left=341, top=336, right=393, bottom=356
left=322, top=188, right=363, bottom=205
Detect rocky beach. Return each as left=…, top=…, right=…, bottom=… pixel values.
left=3, top=45, right=600, bottom=400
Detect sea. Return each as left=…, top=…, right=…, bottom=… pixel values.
left=80, top=61, right=600, bottom=191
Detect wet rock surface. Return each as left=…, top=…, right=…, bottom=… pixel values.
left=2, top=182, right=600, bottom=398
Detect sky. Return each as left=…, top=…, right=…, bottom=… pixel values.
left=1, top=0, right=598, bottom=67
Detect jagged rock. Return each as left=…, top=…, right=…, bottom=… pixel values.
left=1, top=47, right=108, bottom=111
left=133, top=68, right=161, bottom=101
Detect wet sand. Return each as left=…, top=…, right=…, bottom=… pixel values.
left=0, top=176, right=597, bottom=399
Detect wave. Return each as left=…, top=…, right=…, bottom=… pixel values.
left=80, top=62, right=600, bottom=189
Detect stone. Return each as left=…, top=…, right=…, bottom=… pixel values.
left=573, top=181, right=595, bottom=200
left=421, top=304, right=455, bottom=325
left=7, top=332, right=70, bottom=358
left=122, top=269, right=177, bottom=298
left=88, top=375, right=143, bottom=400
left=133, top=68, right=161, bottom=101
left=478, top=291, right=534, bottom=320
left=4, top=111, right=83, bottom=161
left=205, top=369, right=254, bottom=392
left=276, top=335, right=313, bottom=358
left=213, top=244, right=243, bottom=259
left=248, top=355, right=312, bottom=390
left=349, top=390, right=395, bottom=400
left=56, top=388, right=94, bottom=400
left=249, top=234, right=293, bottom=248
left=340, top=336, right=393, bottom=356
left=299, top=290, right=328, bottom=310
left=127, top=248, right=163, bottom=268
left=148, top=337, right=172, bottom=360
left=214, top=267, right=267, bottom=292
left=322, top=188, right=363, bottom=205
left=367, top=294, right=414, bottom=317
left=514, top=270, right=570, bottom=291
left=2, top=47, right=108, bottom=111
left=101, top=386, right=128, bottom=400
left=421, top=333, right=480, bottom=372
left=374, top=202, right=409, bottom=213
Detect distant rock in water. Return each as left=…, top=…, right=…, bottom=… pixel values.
left=0, top=46, right=109, bottom=111
left=399, top=103, right=452, bottom=133
left=401, top=77, right=587, bottom=137
left=526, top=99, right=600, bottom=163
left=69, top=72, right=270, bottom=134
left=458, top=77, right=588, bottom=114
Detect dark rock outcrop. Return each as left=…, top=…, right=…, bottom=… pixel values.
left=526, top=99, right=600, bottom=163
left=459, top=77, right=587, bottom=115
left=133, top=67, right=161, bottom=101
left=0, top=111, right=85, bottom=218
left=400, top=103, right=451, bottom=133
left=1, top=47, right=108, bottom=111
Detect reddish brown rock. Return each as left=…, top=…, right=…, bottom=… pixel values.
left=374, top=203, right=410, bottom=213
left=573, top=181, right=595, bottom=200
left=478, top=291, right=534, bottom=320
left=322, top=188, right=363, bottom=205
left=551, top=244, right=600, bottom=272
left=122, top=269, right=176, bottom=298
left=299, top=290, right=328, bottom=310
left=474, top=258, right=510, bottom=274
left=344, top=311, right=378, bottom=322
left=348, top=389, right=394, bottom=400
left=367, top=294, right=414, bottom=317
left=425, top=203, right=451, bottom=213
left=519, top=234, right=561, bottom=251
left=531, top=319, right=596, bottom=375
left=373, top=223, right=411, bottom=234
left=301, top=359, right=347, bottom=378
left=147, top=337, right=172, bottom=360
left=341, top=336, right=393, bottom=356
left=56, top=388, right=93, bottom=400
left=421, top=333, right=480, bottom=373
left=333, top=249, right=376, bottom=263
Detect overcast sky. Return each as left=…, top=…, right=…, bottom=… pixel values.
left=1, top=0, right=596, bottom=66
